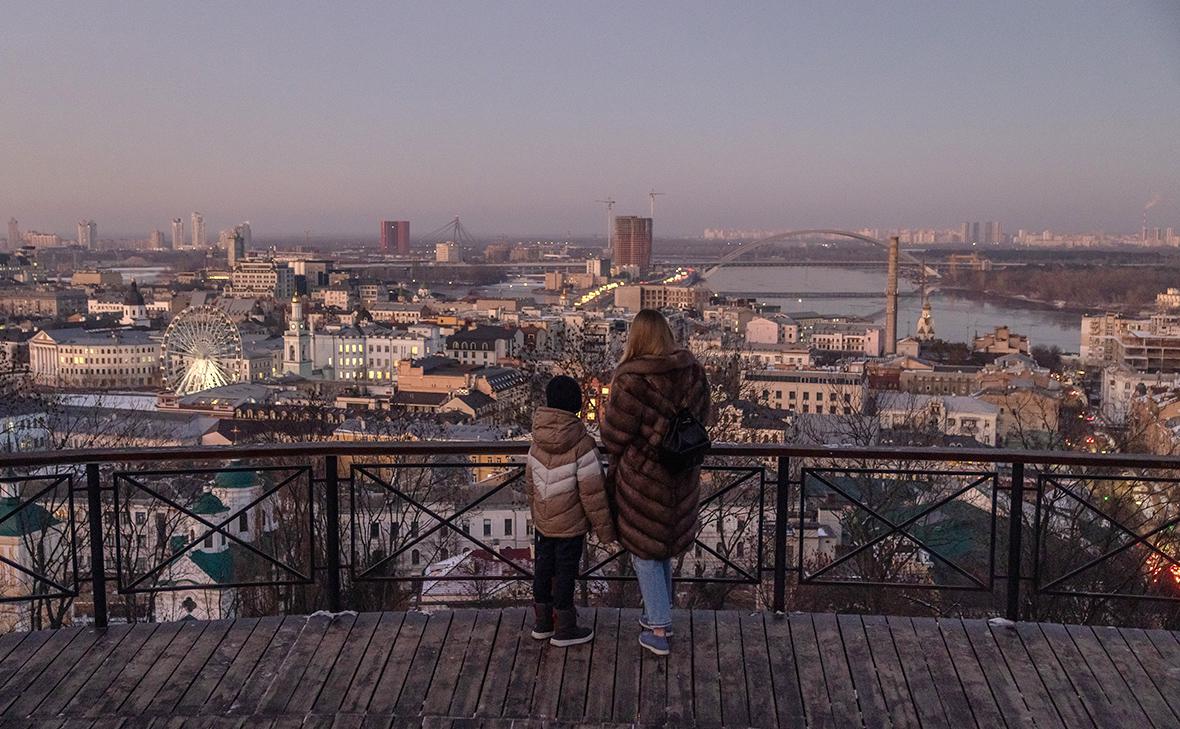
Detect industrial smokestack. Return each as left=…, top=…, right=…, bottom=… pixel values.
left=885, top=235, right=899, bottom=355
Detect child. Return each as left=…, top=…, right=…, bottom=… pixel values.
left=524, top=375, right=616, bottom=647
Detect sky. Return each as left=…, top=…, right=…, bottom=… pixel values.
left=2, top=1, right=1179, bottom=238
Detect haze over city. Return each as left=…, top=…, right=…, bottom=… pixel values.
left=4, top=1, right=1180, bottom=236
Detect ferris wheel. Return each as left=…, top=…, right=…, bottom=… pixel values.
left=161, top=305, right=243, bottom=395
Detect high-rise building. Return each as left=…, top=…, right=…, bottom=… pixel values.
left=436, top=241, right=460, bottom=263
left=191, top=212, right=206, bottom=249
left=380, top=220, right=410, bottom=254
left=149, top=230, right=166, bottom=250
left=171, top=218, right=184, bottom=250
left=235, top=221, right=252, bottom=249
left=77, top=220, right=97, bottom=248
left=612, top=216, right=653, bottom=271
left=224, top=232, right=246, bottom=268
left=6, top=219, right=18, bottom=251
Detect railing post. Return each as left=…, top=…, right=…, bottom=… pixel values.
left=773, top=455, right=789, bottom=614
left=1006, top=461, right=1025, bottom=622
left=324, top=455, right=342, bottom=612
left=85, top=463, right=108, bottom=629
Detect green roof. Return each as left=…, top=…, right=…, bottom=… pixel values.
left=188, top=548, right=234, bottom=584
left=190, top=491, right=230, bottom=515
left=0, top=496, right=60, bottom=537
left=214, top=469, right=258, bottom=489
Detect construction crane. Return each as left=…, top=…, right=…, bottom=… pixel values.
left=596, top=197, right=616, bottom=249
left=648, top=189, right=665, bottom=218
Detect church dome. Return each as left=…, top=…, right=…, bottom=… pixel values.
left=123, top=281, right=145, bottom=307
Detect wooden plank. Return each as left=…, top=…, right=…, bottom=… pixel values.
left=1143, top=628, right=1180, bottom=664
left=365, top=610, right=428, bottom=714
left=254, top=614, right=334, bottom=714
left=0, top=628, right=41, bottom=670
left=449, top=610, right=501, bottom=718
left=114, top=620, right=208, bottom=717
left=986, top=620, right=1066, bottom=729
left=713, top=611, right=748, bottom=727
left=474, top=608, right=525, bottom=719
left=7, top=627, right=103, bottom=718
left=1060, top=623, right=1152, bottom=727
left=0, top=629, right=53, bottom=696
left=861, top=614, right=924, bottom=729
left=1118, top=627, right=1180, bottom=720
left=813, top=613, right=861, bottom=729
left=835, top=614, right=891, bottom=729
left=36, top=622, right=136, bottom=712
left=638, top=607, right=667, bottom=727
left=763, top=613, right=806, bottom=729
left=393, top=611, right=454, bottom=717
left=884, top=615, right=948, bottom=729
left=192, top=615, right=287, bottom=714
left=934, top=619, right=1007, bottom=729
left=580, top=607, right=618, bottom=723
left=335, top=611, right=406, bottom=714
left=63, top=623, right=160, bottom=716
left=664, top=609, right=694, bottom=728
left=531, top=612, right=569, bottom=721
left=1091, top=625, right=1180, bottom=729
left=86, top=622, right=186, bottom=717
left=502, top=605, right=546, bottom=719
left=909, top=617, right=978, bottom=729
left=960, top=619, right=1036, bottom=727
left=286, top=612, right=359, bottom=714
left=1021, top=622, right=1108, bottom=729
left=689, top=610, right=721, bottom=727
left=0, top=627, right=82, bottom=713
left=423, top=610, right=478, bottom=717
left=739, top=611, right=777, bottom=729
left=309, top=612, right=382, bottom=715
left=556, top=609, right=596, bottom=723
left=146, top=618, right=238, bottom=714
left=611, top=608, right=642, bottom=724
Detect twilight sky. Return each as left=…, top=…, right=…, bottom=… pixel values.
left=3, top=1, right=1179, bottom=238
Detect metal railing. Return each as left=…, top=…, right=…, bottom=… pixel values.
left=0, top=441, right=1178, bottom=628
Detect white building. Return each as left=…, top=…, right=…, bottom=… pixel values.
left=1100, top=365, right=1180, bottom=424
left=877, top=393, right=1000, bottom=446
left=29, top=329, right=161, bottom=388
left=76, top=220, right=96, bottom=248
left=171, top=218, right=184, bottom=250
left=191, top=212, right=206, bottom=249
left=436, top=242, right=460, bottom=263
left=745, top=315, right=799, bottom=345
left=809, top=324, right=883, bottom=357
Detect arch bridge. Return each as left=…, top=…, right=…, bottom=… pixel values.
left=702, top=229, right=940, bottom=279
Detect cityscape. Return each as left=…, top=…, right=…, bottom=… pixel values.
left=1, top=3, right=1179, bottom=727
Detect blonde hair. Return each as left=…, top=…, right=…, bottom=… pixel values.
left=620, top=309, right=676, bottom=364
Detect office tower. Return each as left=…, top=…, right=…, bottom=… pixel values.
left=6, top=219, right=18, bottom=251
left=171, top=218, right=184, bottom=250
left=77, top=220, right=97, bottom=248
left=884, top=236, right=898, bottom=355
left=191, top=212, right=206, bottom=248
left=149, top=230, right=166, bottom=250
left=226, top=232, right=246, bottom=268
left=612, top=216, right=653, bottom=271
left=381, top=220, right=410, bottom=254
left=234, top=221, right=252, bottom=249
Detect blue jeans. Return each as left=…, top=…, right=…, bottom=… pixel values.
left=633, top=557, right=673, bottom=629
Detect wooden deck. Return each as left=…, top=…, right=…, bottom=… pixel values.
left=0, top=608, right=1176, bottom=729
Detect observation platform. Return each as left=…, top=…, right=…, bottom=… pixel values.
left=0, top=608, right=1177, bottom=729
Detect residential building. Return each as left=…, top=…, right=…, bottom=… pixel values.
left=436, top=242, right=460, bottom=263
left=612, top=216, right=652, bottom=271
left=742, top=369, right=864, bottom=415
left=71, top=270, right=123, bottom=288
left=0, top=287, right=87, bottom=318
left=972, top=326, right=1029, bottom=356
left=745, top=315, right=799, bottom=345
left=1101, top=365, right=1180, bottom=424
left=149, top=230, right=166, bottom=250
left=191, top=212, right=206, bottom=248
left=445, top=326, right=522, bottom=366
left=171, top=218, right=184, bottom=250
left=877, top=393, right=1000, bottom=446
left=809, top=324, right=883, bottom=357
left=613, top=284, right=708, bottom=312
left=230, top=259, right=295, bottom=299
left=5, top=220, right=17, bottom=251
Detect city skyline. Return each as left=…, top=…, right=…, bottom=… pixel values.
left=3, top=2, right=1179, bottom=236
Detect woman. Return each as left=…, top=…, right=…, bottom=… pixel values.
left=600, top=309, right=710, bottom=656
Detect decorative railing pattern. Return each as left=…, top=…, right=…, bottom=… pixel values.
left=0, top=442, right=1177, bottom=627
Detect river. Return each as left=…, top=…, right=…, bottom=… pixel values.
left=705, top=265, right=1081, bottom=353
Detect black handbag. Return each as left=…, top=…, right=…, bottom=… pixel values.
left=660, top=407, right=711, bottom=472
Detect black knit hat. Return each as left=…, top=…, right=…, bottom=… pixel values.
left=545, top=375, right=583, bottom=414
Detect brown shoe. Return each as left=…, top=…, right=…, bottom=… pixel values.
left=531, top=602, right=555, bottom=640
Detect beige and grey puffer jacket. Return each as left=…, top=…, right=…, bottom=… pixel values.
left=525, top=407, right=616, bottom=542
